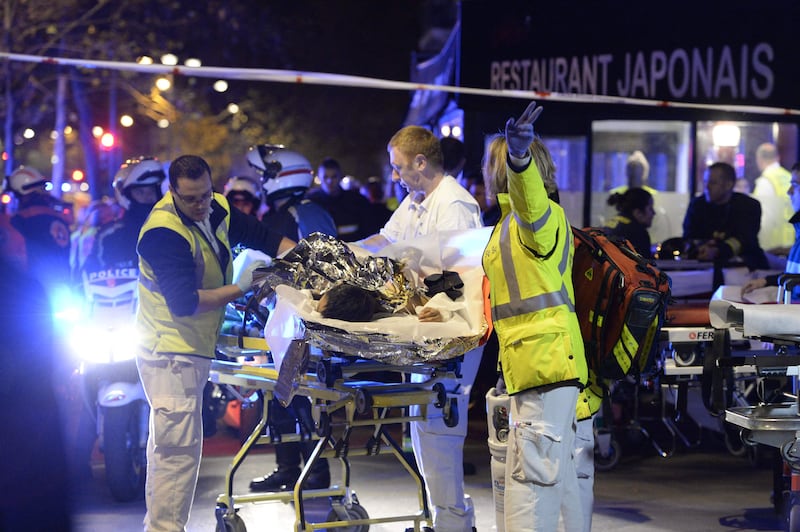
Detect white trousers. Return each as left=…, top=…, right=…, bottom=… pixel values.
left=409, top=346, right=482, bottom=532
left=137, top=353, right=211, bottom=532
left=574, top=416, right=595, bottom=532
left=504, top=386, right=582, bottom=532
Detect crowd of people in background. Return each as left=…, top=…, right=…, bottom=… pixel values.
left=5, top=137, right=797, bottom=312
left=3, top=109, right=799, bottom=532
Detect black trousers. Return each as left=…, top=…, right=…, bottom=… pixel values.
left=270, top=395, right=329, bottom=475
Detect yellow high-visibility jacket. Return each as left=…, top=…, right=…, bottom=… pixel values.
left=137, top=192, right=232, bottom=358
left=482, top=158, right=587, bottom=395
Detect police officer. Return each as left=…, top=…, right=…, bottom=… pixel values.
left=8, top=166, right=72, bottom=296
left=245, top=144, right=337, bottom=492
left=83, top=157, right=165, bottom=272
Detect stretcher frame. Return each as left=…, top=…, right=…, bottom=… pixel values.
left=706, top=275, right=800, bottom=528
left=603, top=291, right=758, bottom=463
left=720, top=275, right=800, bottom=445
left=211, top=334, right=464, bottom=532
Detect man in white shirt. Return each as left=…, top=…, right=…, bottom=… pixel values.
left=358, top=125, right=482, bottom=532
left=361, top=127, right=481, bottom=250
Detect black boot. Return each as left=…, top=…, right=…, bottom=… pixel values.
left=302, top=457, right=330, bottom=489
left=249, top=467, right=300, bottom=492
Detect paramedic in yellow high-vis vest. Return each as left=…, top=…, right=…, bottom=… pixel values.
left=136, top=155, right=294, bottom=532
left=481, top=102, right=588, bottom=532
left=753, top=142, right=794, bottom=251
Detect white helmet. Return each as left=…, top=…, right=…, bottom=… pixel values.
left=224, top=176, right=262, bottom=210
left=8, top=166, right=48, bottom=196
left=113, top=157, right=166, bottom=210
left=246, top=144, right=313, bottom=201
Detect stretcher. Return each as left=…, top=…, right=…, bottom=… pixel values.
left=704, top=276, right=800, bottom=528
left=211, top=334, right=468, bottom=532
left=212, top=230, right=491, bottom=531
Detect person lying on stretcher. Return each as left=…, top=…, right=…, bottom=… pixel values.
left=317, top=279, right=463, bottom=323
left=256, top=230, right=489, bottom=367
left=244, top=230, right=472, bottom=326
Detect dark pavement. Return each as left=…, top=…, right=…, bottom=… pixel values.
left=68, top=406, right=784, bottom=532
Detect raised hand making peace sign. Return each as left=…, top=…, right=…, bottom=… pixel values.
left=505, top=101, right=544, bottom=159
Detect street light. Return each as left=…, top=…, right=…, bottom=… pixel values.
left=155, top=77, right=172, bottom=92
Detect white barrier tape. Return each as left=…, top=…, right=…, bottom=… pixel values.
left=3, top=51, right=800, bottom=117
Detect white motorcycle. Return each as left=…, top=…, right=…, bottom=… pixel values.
left=66, top=267, right=148, bottom=502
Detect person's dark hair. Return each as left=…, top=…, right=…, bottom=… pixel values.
left=169, top=155, right=212, bottom=189
left=791, top=161, right=800, bottom=173
left=607, top=187, right=653, bottom=217
left=707, top=161, right=736, bottom=184
left=319, top=157, right=342, bottom=177
left=440, top=137, right=465, bottom=175
left=320, top=284, right=380, bottom=322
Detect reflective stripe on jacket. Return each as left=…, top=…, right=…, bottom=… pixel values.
left=482, top=160, right=587, bottom=395
left=137, top=192, right=232, bottom=358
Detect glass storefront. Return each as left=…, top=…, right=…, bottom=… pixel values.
left=535, top=120, right=797, bottom=251
left=590, top=120, right=692, bottom=245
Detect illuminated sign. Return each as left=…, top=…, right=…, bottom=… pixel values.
left=489, top=44, right=774, bottom=101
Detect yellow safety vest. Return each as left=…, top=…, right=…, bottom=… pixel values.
left=482, top=162, right=588, bottom=395
left=577, top=370, right=604, bottom=421
left=137, top=192, right=232, bottom=358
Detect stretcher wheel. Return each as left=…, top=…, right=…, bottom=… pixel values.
left=316, top=359, right=342, bottom=387
left=740, top=429, right=759, bottom=447
left=781, top=441, right=800, bottom=471
left=594, top=435, right=621, bottom=472
left=672, top=346, right=698, bottom=367
left=355, top=389, right=373, bottom=414
left=216, top=512, right=246, bottom=532
left=325, top=500, right=369, bottom=531
left=723, top=424, right=747, bottom=457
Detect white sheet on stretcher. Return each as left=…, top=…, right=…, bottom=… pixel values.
left=709, top=285, right=798, bottom=337
left=266, top=228, right=492, bottom=370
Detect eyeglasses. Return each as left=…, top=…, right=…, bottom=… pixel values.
left=173, top=188, right=213, bottom=205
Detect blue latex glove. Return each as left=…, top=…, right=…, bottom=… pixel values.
left=505, top=101, right=544, bottom=159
